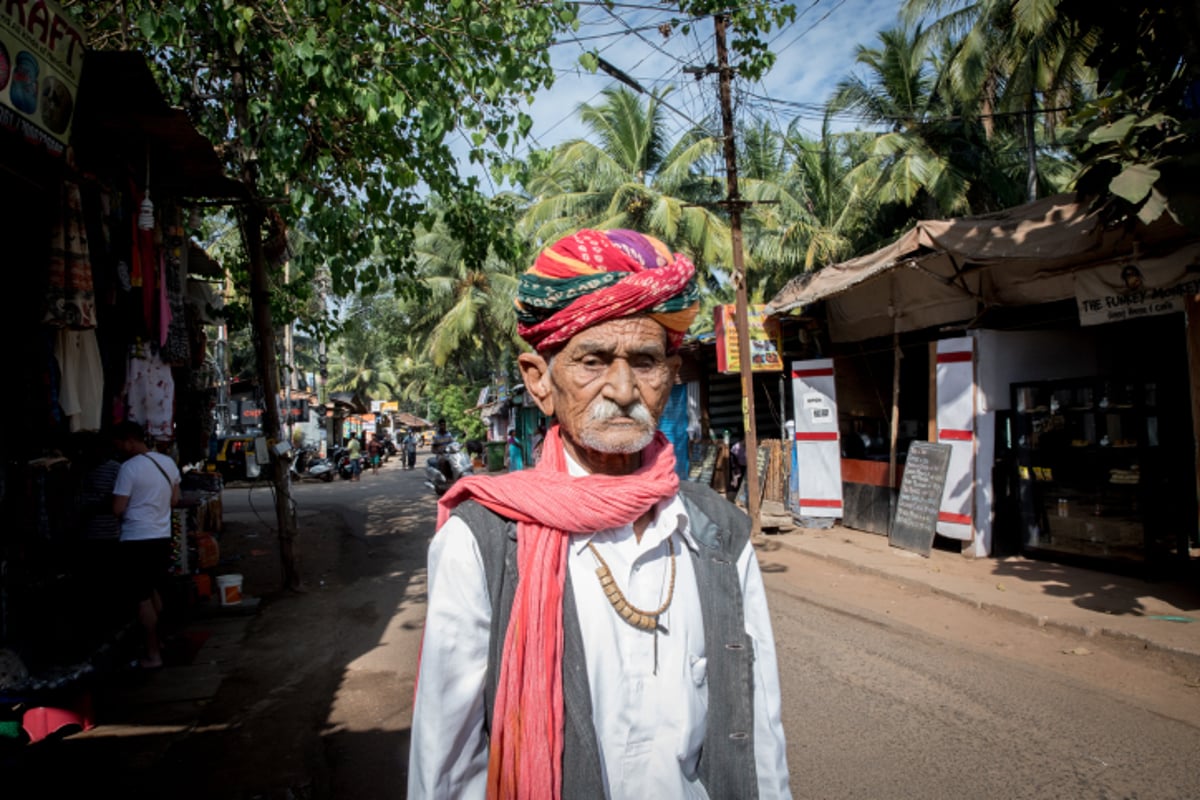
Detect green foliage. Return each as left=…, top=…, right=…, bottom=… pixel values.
left=672, top=1, right=798, bottom=81
left=71, top=0, right=580, bottom=293
left=1060, top=0, right=1200, bottom=231
left=520, top=87, right=730, bottom=274
left=431, top=384, right=485, bottom=441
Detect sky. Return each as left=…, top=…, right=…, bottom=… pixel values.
left=461, top=0, right=906, bottom=192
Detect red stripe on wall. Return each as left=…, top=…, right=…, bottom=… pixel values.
left=939, top=429, right=973, bottom=441
left=792, top=368, right=834, bottom=378
left=800, top=499, right=843, bottom=508
left=795, top=432, right=839, bottom=441
left=938, top=511, right=971, bottom=525
left=936, top=351, right=973, bottom=363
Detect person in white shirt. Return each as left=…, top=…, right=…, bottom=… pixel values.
left=111, top=420, right=180, bottom=669
left=409, top=229, right=790, bottom=799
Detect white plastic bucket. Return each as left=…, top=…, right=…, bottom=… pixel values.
left=216, top=574, right=243, bottom=606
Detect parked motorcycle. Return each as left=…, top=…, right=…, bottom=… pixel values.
left=290, top=446, right=334, bottom=482
left=423, top=441, right=473, bottom=496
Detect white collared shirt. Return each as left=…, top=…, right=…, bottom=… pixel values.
left=408, top=456, right=791, bottom=799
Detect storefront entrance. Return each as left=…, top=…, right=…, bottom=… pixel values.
left=1009, top=314, right=1197, bottom=572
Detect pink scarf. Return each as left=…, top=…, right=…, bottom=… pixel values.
left=435, top=425, right=680, bottom=800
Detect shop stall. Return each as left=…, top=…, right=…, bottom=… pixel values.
left=766, top=194, right=1200, bottom=577
left=0, top=16, right=242, bottom=745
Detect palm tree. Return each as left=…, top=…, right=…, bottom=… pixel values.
left=903, top=0, right=1097, bottom=200
left=326, top=306, right=399, bottom=402
left=519, top=87, right=731, bottom=276
left=740, top=115, right=878, bottom=284
left=406, top=210, right=526, bottom=381
left=830, top=25, right=975, bottom=219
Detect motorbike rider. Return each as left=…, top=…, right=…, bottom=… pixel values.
left=430, top=419, right=456, bottom=482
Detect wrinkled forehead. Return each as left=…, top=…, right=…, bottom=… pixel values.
left=553, top=316, right=670, bottom=356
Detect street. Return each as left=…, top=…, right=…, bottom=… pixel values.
left=24, top=453, right=1200, bottom=798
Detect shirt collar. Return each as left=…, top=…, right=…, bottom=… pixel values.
left=563, top=446, right=700, bottom=555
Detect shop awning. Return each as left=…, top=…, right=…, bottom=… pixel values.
left=71, top=51, right=246, bottom=201
left=765, top=194, right=1200, bottom=342
left=395, top=412, right=431, bottom=428
left=328, top=391, right=368, bottom=415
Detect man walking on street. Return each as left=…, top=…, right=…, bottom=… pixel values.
left=403, top=429, right=418, bottom=470
left=112, top=421, right=180, bottom=670
left=409, top=229, right=791, bottom=799
left=347, top=434, right=362, bottom=481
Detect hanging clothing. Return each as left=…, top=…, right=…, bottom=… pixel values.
left=124, top=348, right=175, bottom=440
left=45, top=181, right=96, bottom=329
left=162, top=244, right=190, bottom=364
left=54, top=328, right=104, bottom=432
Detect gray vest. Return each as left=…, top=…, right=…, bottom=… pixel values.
left=455, top=480, right=759, bottom=798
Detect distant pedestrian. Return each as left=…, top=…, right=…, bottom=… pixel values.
left=403, top=430, right=418, bottom=470
left=506, top=427, right=524, bottom=471
left=347, top=434, right=362, bottom=481
left=368, top=435, right=382, bottom=475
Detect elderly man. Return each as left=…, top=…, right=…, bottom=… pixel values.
left=408, top=230, right=790, bottom=799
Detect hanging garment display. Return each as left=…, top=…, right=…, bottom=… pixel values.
left=124, top=347, right=175, bottom=440
left=54, top=328, right=104, bottom=432
left=44, top=181, right=97, bottom=329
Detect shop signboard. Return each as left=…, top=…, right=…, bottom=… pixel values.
left=238, top=401, right=264, bottom=426
left=715, top=304, right=783, bottom=374
left=287, top=398, right=309, bottom=423
left=0, top=0, right=86, bottom=157
left=1075, top=262, right=1200, bottom=327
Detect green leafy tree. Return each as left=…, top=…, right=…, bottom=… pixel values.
left=904, top=0, right=1097, bottom=201
left=520, top=87, right=731, bottom=275
left=740, top=116, right=877, bottom=282
left=408, top=201, right=527, bottom=375
left=75, top=0, right=579, bottom=588
left=1061, top=0, right=1200, bottom=231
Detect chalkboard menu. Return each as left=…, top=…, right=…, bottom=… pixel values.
left=889, top=441, right=952, bottom=556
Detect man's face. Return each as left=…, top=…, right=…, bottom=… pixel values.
left=535, top=317, right=679, bottom=457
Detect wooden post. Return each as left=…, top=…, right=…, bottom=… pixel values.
left=1185, top=296, right=1200, bottom=547
left=929, top=341, right=939, bottom=443
left=889, top=330, right=901, bottom=488
left=714, top=13, right=761, bottom=535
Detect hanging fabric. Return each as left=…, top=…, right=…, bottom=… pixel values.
left=54, top=328, right=104, bottom=432
left=124, top=346, right=175, bottom=440
left=44, top=180, right=97, bottom=329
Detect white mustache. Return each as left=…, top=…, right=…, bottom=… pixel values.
left=589, top=398, right=654, bottom=425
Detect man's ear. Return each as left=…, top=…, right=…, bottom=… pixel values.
left=517, top=351, right=556, bottom=417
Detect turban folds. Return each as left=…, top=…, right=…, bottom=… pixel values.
left=516, top=229, right=700, bottom=352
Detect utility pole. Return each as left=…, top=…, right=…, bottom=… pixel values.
left=714, top=13, right=761, bottom=535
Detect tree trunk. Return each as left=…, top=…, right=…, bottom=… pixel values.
left=233, top=58, right=302, bottom=591
left=1025, top=98, right=1039, bottom=203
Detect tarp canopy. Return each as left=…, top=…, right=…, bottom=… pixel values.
left=395, top=412, right=431, bottom=429
left=765, top=194, right=1200, bottom=342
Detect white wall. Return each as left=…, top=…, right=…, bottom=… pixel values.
left=969, top=330, right=1099, bottom=557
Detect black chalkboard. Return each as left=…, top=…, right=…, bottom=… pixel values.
left=889, top=441, right=953, bottom=556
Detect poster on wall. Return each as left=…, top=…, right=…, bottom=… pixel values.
left=714, top=304, right=784, bottom=374
left=1075, top=261, right=1200, bottom=326
left=0, top=0, right=86, bottom=157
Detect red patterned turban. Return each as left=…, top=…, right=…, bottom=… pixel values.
left=516, top=229, right=700, bottom=352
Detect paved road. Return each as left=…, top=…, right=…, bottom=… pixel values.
left=210, top=458, right=1200, bottom=797
left=758, top=545, right=1200, bottom=799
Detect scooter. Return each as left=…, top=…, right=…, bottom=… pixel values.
left=289, top=446, right=335, bottom=482
left=423, top=441, right=473, bottom=496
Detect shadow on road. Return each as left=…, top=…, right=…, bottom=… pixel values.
left=8, top=462, right=436, bottom=799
